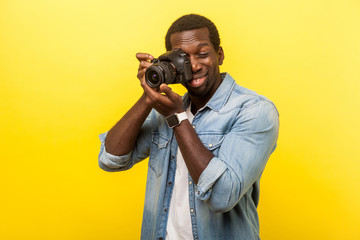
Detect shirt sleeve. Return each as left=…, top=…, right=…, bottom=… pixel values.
left=195, top=99, right=279, bottom=212
left=98, top=110, right=155, bottom=172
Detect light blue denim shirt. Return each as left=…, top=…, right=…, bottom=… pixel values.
left=98, top=73, right=279, bottom=240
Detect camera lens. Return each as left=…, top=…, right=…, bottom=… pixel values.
left=145, top=66, right=165, bottom=88
left=145, top=61, right=177, bottom=88
left=150, top=73, right=159, bottom=83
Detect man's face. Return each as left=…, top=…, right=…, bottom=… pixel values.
left=170, top=28, right=224, bottom=101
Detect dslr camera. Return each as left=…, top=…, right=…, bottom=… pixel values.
left=145, top=49, right=192, bottom=88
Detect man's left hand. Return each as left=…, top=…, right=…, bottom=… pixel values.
left=142, top=82, right=184, bottom=117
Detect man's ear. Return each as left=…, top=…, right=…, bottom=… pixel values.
left=218, top=46, right=224, bottom=65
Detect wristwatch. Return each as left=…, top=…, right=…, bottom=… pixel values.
left=165, top=112, right=188, bottom=128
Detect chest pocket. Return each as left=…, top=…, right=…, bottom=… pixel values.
left=198, top=133, right=225, bottom=157
left=148, top=131, right=170, bottom=177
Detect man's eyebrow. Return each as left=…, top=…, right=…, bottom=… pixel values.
left=197, top=43, right=209, bottom=47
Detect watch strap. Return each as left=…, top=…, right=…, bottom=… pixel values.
left=176, top=112, right=188, bottom=123
left=165, top=112, right=188, bottom=128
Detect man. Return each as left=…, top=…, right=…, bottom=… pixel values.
left=98, top=14, right=279, bottom=240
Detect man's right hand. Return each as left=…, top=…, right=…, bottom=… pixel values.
left=136, top=52, right=154, bottom=85
left=135, top=52, right=184, bottom=118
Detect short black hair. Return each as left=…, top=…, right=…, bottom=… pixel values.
left=165, top=14, right=221, bottom=51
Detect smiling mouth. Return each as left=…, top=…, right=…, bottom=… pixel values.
left=188, top=74, right=207, bottom=88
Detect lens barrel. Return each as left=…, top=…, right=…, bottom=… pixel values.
left=145, top=65, right=165, bottom=88
left=145, top=61, right=176, bottom=88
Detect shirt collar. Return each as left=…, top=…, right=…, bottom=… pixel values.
left=183, top=72, right=236, bottom=112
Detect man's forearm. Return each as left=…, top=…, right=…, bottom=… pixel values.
left=105, top=94, right=152, bottom=156
left=173, top=120, right=214, bottom=184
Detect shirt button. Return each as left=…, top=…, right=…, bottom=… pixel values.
left=208, top=144, right=213, bottom=148
left=168, top=182, right=172, bottom=186
left=190, top=208, right=194, bottom=213
left=171, top=155, right=175, bottom=159
left=192, top=125, right=196, bottom=129
left=164, top=208, right=167, bottom=212
left=189, top=181, right=192, bottom=185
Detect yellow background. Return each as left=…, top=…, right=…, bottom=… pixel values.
left=1, top=0, right=359, bottom=239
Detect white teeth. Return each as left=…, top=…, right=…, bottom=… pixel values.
left=189, top=76, right=205, bottom=87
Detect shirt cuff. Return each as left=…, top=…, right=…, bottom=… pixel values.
left=195, top=157, right=227, bottom=200
left=98, top=132, right=132, bottom=169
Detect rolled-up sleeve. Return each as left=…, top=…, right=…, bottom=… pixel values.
left=98, top=111, right=155, bottom=172
left=195, top=100, right=279, bottom=212
left=98, top=132, right=134, bottom=171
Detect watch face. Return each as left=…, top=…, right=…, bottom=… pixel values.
left=166, top=114, right=179, bottom=128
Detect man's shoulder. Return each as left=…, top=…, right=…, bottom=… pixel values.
left=223, top=74, right=278, bottom=115
left=230, top=82, right=273, bottom=106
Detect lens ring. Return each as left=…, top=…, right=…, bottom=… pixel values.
left=145, top=65, right=164, bottom=88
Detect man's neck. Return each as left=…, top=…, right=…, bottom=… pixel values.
left=190, top=103, right=198, bottom=115
left=189, top=95, right=208, bottom=115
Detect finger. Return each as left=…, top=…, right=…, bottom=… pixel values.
left=138, top=60, right=153, bottom=70
left=143, top=83, right=169, bottom=102
left=146, top=87, right=173, bottom=109
left=136, top=53, right=154, bottom=62
left=137, top=68, right=147, bottom=81
left=159, top=84, right=178, bottom=102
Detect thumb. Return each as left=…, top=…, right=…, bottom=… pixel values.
left=159, top=84, right=178, bottom=101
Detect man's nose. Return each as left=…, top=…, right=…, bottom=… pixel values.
left=191, top=58, right=201, bottom=73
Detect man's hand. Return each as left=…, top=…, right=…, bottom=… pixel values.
left=136, top=52, right=184, bottom=117
left=136, top=52, right=154, bottom=83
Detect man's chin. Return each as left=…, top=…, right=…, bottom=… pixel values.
left=185, top=85, right=207, bottom=98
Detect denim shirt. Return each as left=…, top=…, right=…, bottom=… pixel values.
left=98, top=73, right=279, bottom=240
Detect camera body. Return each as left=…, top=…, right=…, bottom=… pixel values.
left=145, top=49, right=192, bottom=88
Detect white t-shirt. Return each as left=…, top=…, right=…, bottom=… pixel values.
left=166, top=106, right=194, bottom=240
